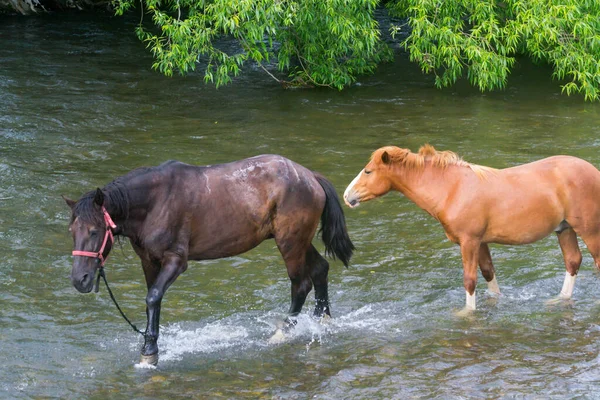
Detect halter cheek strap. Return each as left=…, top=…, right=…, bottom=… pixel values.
left=72, top=207, right=117, bottom=266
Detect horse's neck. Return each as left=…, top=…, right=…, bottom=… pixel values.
left=103, top=176, right=154, bottom=239
left=391, top=165, right=461, bottom=217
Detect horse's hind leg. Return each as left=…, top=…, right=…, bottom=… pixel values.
left=556, top=228, right=582, bottom=299
left=276, top=239, right=313, bottom=318
left=479, top=243, right=500, bottom=295
left=269, top=239, right=325, bottom=344
left=307, top=245, right=331, bottom=317
left=579, top=232, right=600, bottom=271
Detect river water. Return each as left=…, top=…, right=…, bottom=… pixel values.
left=2, top=12, right=600, bottom=399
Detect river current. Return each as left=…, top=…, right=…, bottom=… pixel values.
left=1, top=12, right=600, bottom=399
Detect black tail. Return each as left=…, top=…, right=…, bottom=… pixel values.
left=314, top=173, right=355, bottom=267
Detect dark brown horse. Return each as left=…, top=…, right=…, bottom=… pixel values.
left=65, top=155, right=354, bottom=364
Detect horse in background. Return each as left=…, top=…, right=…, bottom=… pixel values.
left=65, top=155, right=354, bottom=365
left=344, top=144, right=600, bottom=312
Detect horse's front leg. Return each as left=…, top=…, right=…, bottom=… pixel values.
left=140, top=252, right=187, bottom=365
left=456, top=238, right=481, bottom=315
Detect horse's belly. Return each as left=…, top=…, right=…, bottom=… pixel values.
left=484, top=218, right=559, bottom=245
left=187, top=224, right=271, bottom=260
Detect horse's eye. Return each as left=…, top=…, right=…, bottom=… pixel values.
left=90, top=230, right=99, bottom=237
left=364, top=170, right=372, bottom=175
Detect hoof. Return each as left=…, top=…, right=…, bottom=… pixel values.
left=268, top=329, right=287, bottom=345
left=545, top=296, right=562, bottom=306
left=454, top=306, right=475, bottom=318
left=139, top=353, right=159, bottom=366
left=320, top=314, right=332, bottom=325
left=545, top=296, right=572, bottom=306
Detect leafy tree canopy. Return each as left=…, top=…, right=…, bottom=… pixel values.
left=114, top=0, right=600, bottom=100
left=115, top=0, right=389, bottom=89
left=391, top=0, right=600, bottom=101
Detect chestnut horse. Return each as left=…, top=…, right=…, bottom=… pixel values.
left=65, top=155, right=354, bottom=364
left=344, top=144, right=600, bottom=312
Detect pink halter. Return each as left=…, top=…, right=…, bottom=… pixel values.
left=72, top=207, right=117, bottom=266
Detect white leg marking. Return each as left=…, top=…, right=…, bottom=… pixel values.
left=343, top=169, right=364, bottom=205
left=466, top=290, right=476, bottom=310
left=455, top=290, right=477, bottom=317
left=487, top=275, right=500, bottom=295
left=559, top=271, right=576, bottom=299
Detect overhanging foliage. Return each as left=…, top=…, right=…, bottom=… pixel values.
left=390, top=0, right=600, bottom=100
left=7, top=0, right=597, bottom=99
left=115, top=0, right=390, bottom=89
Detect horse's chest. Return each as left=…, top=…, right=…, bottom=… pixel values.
left=443, top=230, right=460, bottom=244
left=436, top=214, right=462, bottom=244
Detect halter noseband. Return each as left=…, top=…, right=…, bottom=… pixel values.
left=72, top=207, right=117, bottom=266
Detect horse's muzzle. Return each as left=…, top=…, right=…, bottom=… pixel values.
left=343, top=193, right=360, bottom=208
left=71, top=271, right=95, bottom=293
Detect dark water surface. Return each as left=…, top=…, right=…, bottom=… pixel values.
left=2, top=13, right=600, bottom=399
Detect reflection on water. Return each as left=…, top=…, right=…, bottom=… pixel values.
left=2, top=12, right=600, bottom=399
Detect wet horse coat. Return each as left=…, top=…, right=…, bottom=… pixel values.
left=344, top=144, right=600, bottom=311
left=66, top=155, right=354, bottom=364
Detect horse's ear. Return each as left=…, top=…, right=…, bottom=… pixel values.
left=62, top=195, right=76, bottom=209
left=381, top=151, right=391, bottom=165
left=93, top=188, right=104, bottom=207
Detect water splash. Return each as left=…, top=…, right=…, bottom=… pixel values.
left=158, top=321, right=251, bottom=362
left=151, top=303, right=408, bottom=364
left=134, top=362, right=157, bottom=370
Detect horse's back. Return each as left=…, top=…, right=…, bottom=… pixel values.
left=496, top=155, right=600, bottom=190
left=176, top=155, right=325, bottom=259
left=209, top=154, right=324, bottom=202
left=513, top=155, right=600, bottom=198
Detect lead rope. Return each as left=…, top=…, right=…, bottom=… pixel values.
left=96, top=267, right=146, bottom=337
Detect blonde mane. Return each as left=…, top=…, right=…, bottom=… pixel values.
left=371, top=144, right=495, bottom=179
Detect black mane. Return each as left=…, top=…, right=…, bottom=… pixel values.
left=72, top=166, right=154, bottom=225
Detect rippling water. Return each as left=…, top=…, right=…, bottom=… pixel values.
left=2, top=12, right=600, bottom=399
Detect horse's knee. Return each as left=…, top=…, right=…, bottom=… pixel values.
left=565, top=255, right=582, bottom=275
left=146, top=287, right=163, bottom=307
left=463, top=276, right=477, bottom=296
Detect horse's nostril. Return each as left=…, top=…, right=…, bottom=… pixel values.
left=81, top=273, right=89, bottom=284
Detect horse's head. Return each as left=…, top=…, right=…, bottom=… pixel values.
left=344, top=147, right=403, bottom=208
left=64, top=188, right=116, bottom=293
